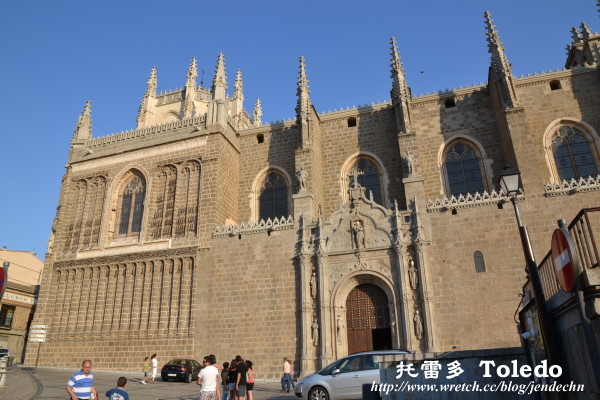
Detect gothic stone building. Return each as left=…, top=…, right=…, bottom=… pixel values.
left=25, top=14, right=600, bottom=377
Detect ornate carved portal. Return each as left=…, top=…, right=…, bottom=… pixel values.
left=345, top=284, right=392, bottom=354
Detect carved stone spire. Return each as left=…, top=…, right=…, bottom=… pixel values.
left=296, top=56, right=310, bottom=123
left=390, top=37, right=413, bottom=134
left=390, top=37, right=410, bottom=101
left=253, top=98, right=262, bottom=127
left=581, top=23, right=592, bottom=41
left=73, top=100, right=92, bottom=142
left=484, top=11, right=513, bottom=77
left=484, top=11, right=518, bottom=109
left=231, top=69, right=244, bottom=121
left=233, top=70, right=243, bottom=101
left=571, top=27, right=582, bottom=43
left=211, top=52, right=227, bottom=100
left=183, top=58, right=197, bottom=118
left=566, top=21, right=600, bottom=68
left=136, top=67, right=157, bottom=129
left=296, top=57, right=312, bottom=147
left=146, top=66, right=157, bottom=96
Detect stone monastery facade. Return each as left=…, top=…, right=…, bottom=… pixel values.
left=25, top=13, right=600, bottom=378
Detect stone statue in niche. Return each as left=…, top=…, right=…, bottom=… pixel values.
left=310, top=271, right=317, bottom=299
left=351, top=220, right=365, bottom=249
left=312, top=319, right=320, bottom=346
left=414, top=309, right=424, bottom=340
left=336, top=315, right=344, bottom=343
left=404, top=150, right=416, bottom=176
left=408, top=257, right=419, bottom=290
left=296, top=167, right=308, bottom=192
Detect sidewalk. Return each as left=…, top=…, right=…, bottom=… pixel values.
left=0, top=365, right=299, bottom=400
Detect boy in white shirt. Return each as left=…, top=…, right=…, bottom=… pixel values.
left=197, top=355, right=221, bottom=400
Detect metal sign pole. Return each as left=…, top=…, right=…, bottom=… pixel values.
left=34, top=342, right=41, bottom=373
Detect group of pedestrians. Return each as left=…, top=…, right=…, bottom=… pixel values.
left=67, top=354, right=295, bottom=400
left=66, top=360, right=129, bottom=400
left=218, top=355, right=254, bottom=400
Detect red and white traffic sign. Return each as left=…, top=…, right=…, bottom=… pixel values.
left=0, top=265, right=6, bottom=301
left=551, top=227, right=580, bottom=292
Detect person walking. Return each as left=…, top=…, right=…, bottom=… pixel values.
left=245, top=360, right=255, bottom=400
left=150, top=354, right=158, bottom=383
left=221, top=362, right=230, bottom=400
left=66, top=360, right=98, bottom=400
left=280, top=357, right=292, bottom=393
left=105, top=377, right=129, bottom=400
left=197, top=355, right=221, bottom=400
left=141, top=357, right=149, bottom=384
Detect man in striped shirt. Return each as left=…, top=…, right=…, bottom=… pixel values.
left=67, top=360, right=98, bottom=400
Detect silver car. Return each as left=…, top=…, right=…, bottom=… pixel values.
left=294, top=350, right=408, bottom=400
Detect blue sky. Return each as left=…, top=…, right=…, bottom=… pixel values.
left=0, top=1, right=595, bottom=260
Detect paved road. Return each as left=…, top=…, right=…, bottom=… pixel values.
left=0, top=365, right=298, bottom=400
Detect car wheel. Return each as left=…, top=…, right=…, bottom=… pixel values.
left=185, top=373, right=192, bottom=383
left=308, top=386, right=329, bottom=400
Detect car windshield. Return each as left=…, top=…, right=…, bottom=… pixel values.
left=166, top=360, right=187, bottom=366
left=318, top=359, right=343, bottom=376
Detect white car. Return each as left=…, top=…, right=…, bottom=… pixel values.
left=294, top=350, right=409, bottom=400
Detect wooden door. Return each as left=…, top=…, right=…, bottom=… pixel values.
left=346, top=284, right=391, bottom=354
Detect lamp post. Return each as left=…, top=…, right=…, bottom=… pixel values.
left=498, top=167, right=561, bottom=368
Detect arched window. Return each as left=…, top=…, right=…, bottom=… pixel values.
left=443, top=140, right=486, bottom=197
left=551, top=125, right=599, bottom=181
left=348, top=157, right=383, bottom=205
left=259, top=171, right=289, bottom=221
left=117, top=171, right=146, bottom=237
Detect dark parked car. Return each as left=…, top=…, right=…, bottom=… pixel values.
left=161, top=359, right=202, bottom=383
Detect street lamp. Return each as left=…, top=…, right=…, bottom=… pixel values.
left=498, top=166, right=561, bottom=368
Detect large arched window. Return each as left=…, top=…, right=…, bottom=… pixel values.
left=551, top=125, right=599, bottom=181
left=117, top=171, right=146, bottom=237
left=443, top=140, right=486, bottom=197
left=259, top=171, right=289, bottom=221
left=348, top=157, right=383, bottom=205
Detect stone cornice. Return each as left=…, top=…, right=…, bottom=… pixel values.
left=411, top=85, right=487, bottom=106
left=86, top=116, right=207, bottom=149
left=318, top=102, right=393, bottom=120
left=51, top=246, right=205, bottom=268
left=514, top=65, right=598, bottom=88
left=70, top=136, right=209, bottom=173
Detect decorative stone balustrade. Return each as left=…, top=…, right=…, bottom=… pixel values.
left=212, top=216, right=294, bottom=238
left=426, top=189, right=515, bottom=212
left=544, top=175, right=600, bottom=197
left=86, top=116, right=206, bottom=148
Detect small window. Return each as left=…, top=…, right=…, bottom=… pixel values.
left=0, top=305, right=15, bottom=328
left=257, top=134, right=264, bottom=143
left=550, top=80, right=561, bottom=91
left=474, top=251, right=486, bottom=273
left=347, top=117, right=357, bottom=127
left=445, top=98, right=456, bottom=108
